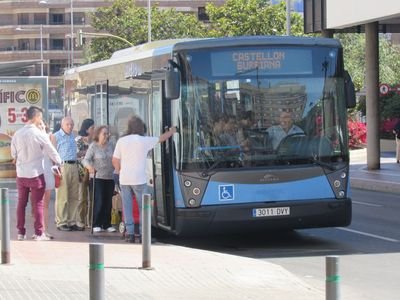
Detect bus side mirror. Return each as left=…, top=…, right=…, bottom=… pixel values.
left=344, top=70, right=356, bottom=108
left=165, top=60, right=180, bottom=100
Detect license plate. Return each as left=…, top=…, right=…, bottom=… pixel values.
left=252, top=207, right=290, bottom=217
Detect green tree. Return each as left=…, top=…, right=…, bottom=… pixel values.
left=381, top=93, right=400, bottom=120
left=379, top=36, right=400, bottom=85
left=151, top=8, right=207, bottom=41
left=335, top=33, right=366, bottom=91
left=336, top=33, right=400, bottom=121
left=86, top=0, right=305, bottom=62
left=87, top=0, right=207, bottom=62
left=336, top=33, right=400, bottom=91
left=205, top=0, right=304, bottom=37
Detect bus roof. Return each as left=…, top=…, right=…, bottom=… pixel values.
left=65, top=38, right=191, bottom=76
left=172, top=35, right=342, bottom=51
left=65, top=36, right=341, bottom=77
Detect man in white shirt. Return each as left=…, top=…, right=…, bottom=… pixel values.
left=11, top=106, right=62, bottom=241
left=267, top=111, right=304, bottom=150
left=112, top=115, right=176, bottom=243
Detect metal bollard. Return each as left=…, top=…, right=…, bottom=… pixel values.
left=326, top=256, right=340, bottom=300
left=142, top=193, right=151, bottom=269
left=89, top=243, right=105, bottom=300
left=1, top=188, right=10, bottom=264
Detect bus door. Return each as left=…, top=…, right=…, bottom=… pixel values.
left=150, top=80, right=174, bottom=230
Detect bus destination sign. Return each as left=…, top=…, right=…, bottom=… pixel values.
left=233, top=51, right=285, bottom=72
left=211, top=48, right=313, bottom=76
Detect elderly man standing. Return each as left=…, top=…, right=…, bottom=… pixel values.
left=11, top=106, right=62, bottom=241
left=50, top=116, right=84, bottom=231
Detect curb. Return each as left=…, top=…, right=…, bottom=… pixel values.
left=350, top=178, right=400, bottom=194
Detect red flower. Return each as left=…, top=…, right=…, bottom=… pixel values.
left=348, top=120, right=367, bottom=149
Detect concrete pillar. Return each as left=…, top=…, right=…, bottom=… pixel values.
left=365, top=22, right=380, bottom=170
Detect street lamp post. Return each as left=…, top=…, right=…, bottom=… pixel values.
left=78, top=30, right=133, bottom=47
left=148, top=0, right=151, bottom=42
left=70, top=0, right=74, bottom=68
left=286, top=0, right=291, bottom=36
left=40, top=24, right=43, bottom=76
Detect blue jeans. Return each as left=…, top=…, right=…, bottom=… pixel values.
left=120, top=184, right=149, bottom=235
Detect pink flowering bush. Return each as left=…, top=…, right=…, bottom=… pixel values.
left=348, top=120, right=367, bottom=149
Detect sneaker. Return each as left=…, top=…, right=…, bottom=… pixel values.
left=17, top=234, right=26, bottom=241
left=45, top=232, right=54, bottom=239
left=93, top=227, right=103, bottom=233
left=57, top=225, right=72, bottom=231
left=69, top=224, right=85, bottom=231
left=33, top=233, right=51, bottom=241
left=106, top=227, right=116, bottom=233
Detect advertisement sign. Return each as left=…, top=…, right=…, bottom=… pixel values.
left=0, top=77, right=48, bottom=178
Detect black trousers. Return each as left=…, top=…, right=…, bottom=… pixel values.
left=90, top=178, right=115, bottom=229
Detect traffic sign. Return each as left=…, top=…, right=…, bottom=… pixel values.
left=379, top=84, right=390, bottom=96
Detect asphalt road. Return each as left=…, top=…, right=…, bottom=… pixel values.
left=159, top=189, right=400, bottom=300
left=268, top=189, right=400, bottom=300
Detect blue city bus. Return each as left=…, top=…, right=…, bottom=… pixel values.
left=64, top=36, right=356, bottom=235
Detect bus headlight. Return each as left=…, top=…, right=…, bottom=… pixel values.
left=193, top=187, right=201, bottom=196
left=180, top=175, right=207, bottom=208
left=188, top=198, right=197, bottom=207
left=326, top=168, right=349, bottom=199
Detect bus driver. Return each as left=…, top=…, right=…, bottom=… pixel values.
left=267, top=111, right=304, bottom=150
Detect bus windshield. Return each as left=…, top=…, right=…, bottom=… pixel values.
left=177, top=45, right=349, bottom=172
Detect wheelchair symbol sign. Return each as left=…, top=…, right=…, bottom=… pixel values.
left=218, top=185, right=234, bottom=201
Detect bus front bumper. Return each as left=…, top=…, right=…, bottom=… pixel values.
left=174, top=198, right=351, bottom=235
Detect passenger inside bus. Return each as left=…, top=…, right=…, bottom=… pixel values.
left=219, top=117, right=238, bottom=146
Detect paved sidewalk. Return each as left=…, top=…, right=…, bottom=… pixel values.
left=350, top=148, right=400, bottom=194
left=0, top=241, right=322, bottom=300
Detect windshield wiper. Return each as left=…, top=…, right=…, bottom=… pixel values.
left=200, top=156, right=225, bottom=177
left=200, top=151, right=243, bottom=177
left=305, top=157, right=336, bottom=171
left=198, top=145, right=245, bottom=177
